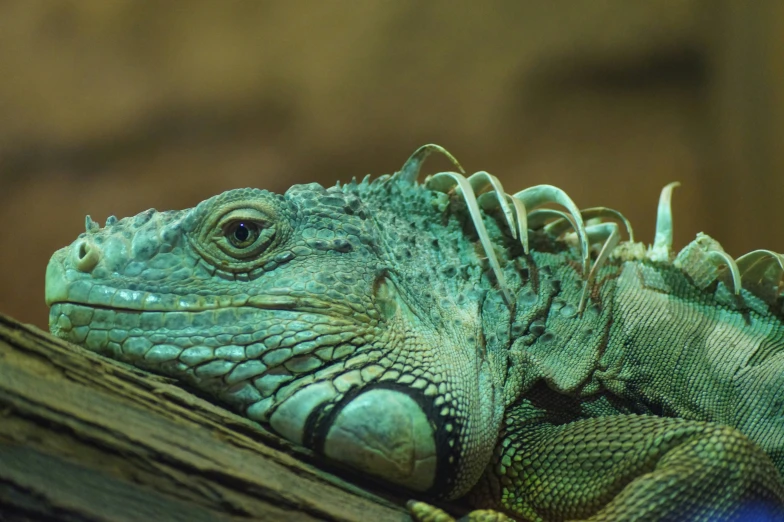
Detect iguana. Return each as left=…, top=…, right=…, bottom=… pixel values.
left=45, top=144, right=784, bottom=521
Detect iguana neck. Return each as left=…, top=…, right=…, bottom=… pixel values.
left=351, top=177, right=619, bottom=405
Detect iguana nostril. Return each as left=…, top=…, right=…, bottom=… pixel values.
left=72, top=239, right=101, bottom=272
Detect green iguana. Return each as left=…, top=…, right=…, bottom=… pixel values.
left=45, top=145, right=784, bottom=521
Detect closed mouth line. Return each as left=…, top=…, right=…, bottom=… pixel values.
left=50, top=297, right=349, bottom=316
left=54, top=301, right=145, bottom=313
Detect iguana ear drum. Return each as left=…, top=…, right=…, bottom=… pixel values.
left=265, top=379, right=464, bottom=495
left=321, top=388, right=438, bottom=491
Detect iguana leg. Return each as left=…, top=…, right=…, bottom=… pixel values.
left=468, top=414, right=784, bottom=521
left=407, top=500, right=513, bottom=522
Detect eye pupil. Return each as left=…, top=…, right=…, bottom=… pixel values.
left=234, top=223, right=250, bottom=242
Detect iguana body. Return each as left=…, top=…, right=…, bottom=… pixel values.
left=45, top=145, right=784, bottom=520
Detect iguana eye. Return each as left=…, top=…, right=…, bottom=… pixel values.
left=193, top=200, right=285, bottom=269
left=218, top=217, right=275, bottom=260
left=226, top=221, right=259, bottom=248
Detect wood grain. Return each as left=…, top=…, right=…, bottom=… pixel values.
left=0, top=312, right=421, bottom=522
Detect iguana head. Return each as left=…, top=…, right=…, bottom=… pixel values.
left=45, top=156, right=510, bottom=499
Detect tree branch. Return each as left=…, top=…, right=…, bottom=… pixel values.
left=0, top=312, right=416, bottom=521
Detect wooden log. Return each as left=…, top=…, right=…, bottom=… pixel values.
left=0, top=312, right=424, bottom=521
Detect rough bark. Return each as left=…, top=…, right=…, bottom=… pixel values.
left=0, top=312, right=422, bottom=522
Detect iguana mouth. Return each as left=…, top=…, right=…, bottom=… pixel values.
left=48, top=293, right=359, bottom=323
left=46, top=255, right=357, bottom=317
left=47, top=294, right=330, bottom=313
left=52, top=301, right=144, bottom=313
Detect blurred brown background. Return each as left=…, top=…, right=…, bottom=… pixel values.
left=2, top=0, right=783, bottom=329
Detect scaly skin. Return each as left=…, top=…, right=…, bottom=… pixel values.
left=45, top=148, right=784, bottom=520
